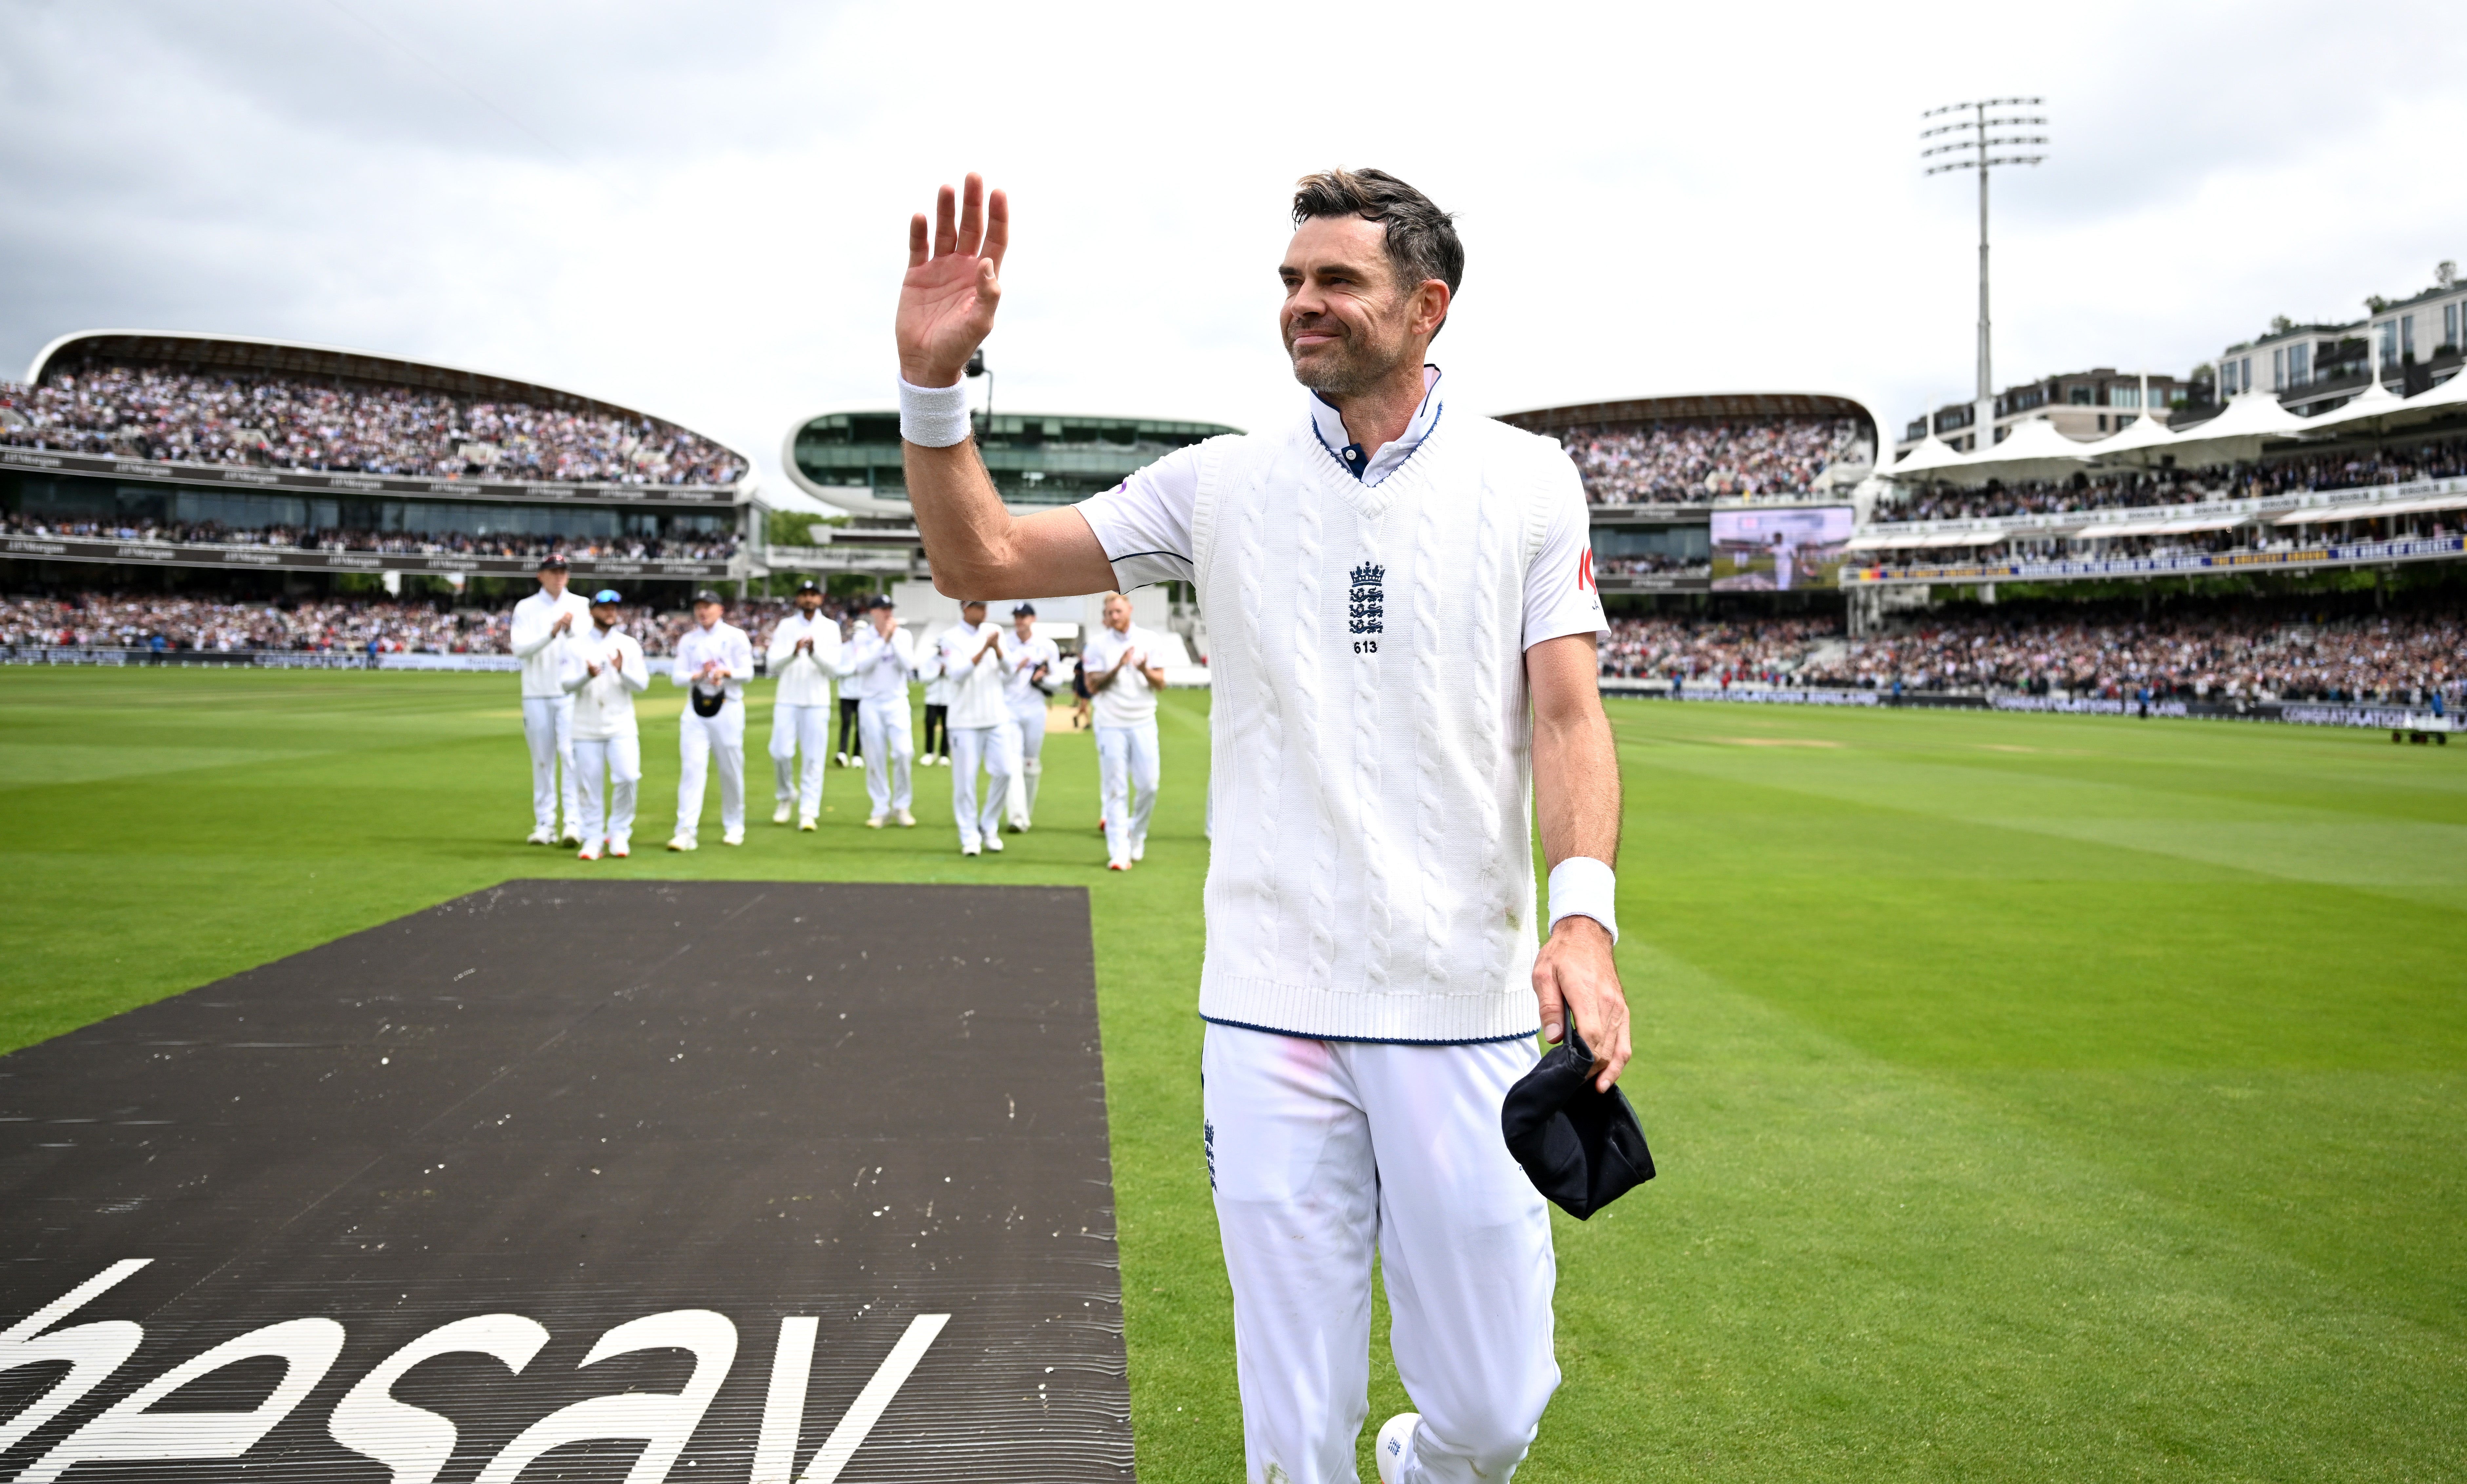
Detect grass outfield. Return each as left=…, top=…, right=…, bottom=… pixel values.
left=3, top=666, right=2464, bottom=1481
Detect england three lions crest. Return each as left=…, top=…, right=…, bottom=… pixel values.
left=1349, top=562, right=1384, bottom=635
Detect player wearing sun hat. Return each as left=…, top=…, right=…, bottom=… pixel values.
left=508, top=553, right=592, bottom=845
left=560, top=589, right=649, bottom=859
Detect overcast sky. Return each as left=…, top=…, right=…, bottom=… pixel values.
left=4, top=0, right=2461, bottom=509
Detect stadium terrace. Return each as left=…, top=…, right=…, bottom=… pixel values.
left=0, top=331, right=759, bottom=600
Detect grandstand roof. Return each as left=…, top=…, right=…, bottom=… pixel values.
left=1496, top=392, right=1878, bottom=440
left=26, top=329, right=704, bottom=437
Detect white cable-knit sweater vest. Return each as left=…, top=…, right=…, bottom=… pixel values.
left=1191, top=407, right=1564, bottom=1043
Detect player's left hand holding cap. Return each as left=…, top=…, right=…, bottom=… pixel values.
left=1500, top=1025, right=1654, bottom=1219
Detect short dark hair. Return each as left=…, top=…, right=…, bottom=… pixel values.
left=1291, top=168, right=1463, bottom=297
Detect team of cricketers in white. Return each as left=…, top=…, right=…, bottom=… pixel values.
left=514, top=572, right=1152, bottom=860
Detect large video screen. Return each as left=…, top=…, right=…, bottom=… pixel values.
left=1710, top=506, right=1855, bottom=591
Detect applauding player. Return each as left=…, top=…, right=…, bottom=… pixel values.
left=1001, top=603, right=1060, bottom=830
left=559, top=589, right=649, bottom=860
left=843, top=594, right=922, bottom=828
left=766, top=579, right=843, bottom=831
left=935, top=599, right=1018, bottom=856
left=1079, top=592, right=1167, bottom=870
left=666, top=590, right=753, bottom=851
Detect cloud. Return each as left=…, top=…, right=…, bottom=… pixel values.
left=3, top=0, right=2462, bottom=505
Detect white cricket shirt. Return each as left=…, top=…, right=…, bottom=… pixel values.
left=1079, top=623, right=1163, bottom=728
left=509, top=587, right=594, bottom=699
left=670, top=621, right=754, bottom=703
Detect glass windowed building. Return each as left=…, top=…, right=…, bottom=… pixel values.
left=782, top=410, right=1241, bottom=519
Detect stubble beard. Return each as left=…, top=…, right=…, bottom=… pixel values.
left=1286, top=319, right=1407, bottom=400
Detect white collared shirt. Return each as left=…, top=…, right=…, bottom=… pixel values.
left=559, top=625, right=649, bottom=740
left=765, top=609, right=845, bottom=708
left=509, top=586, right=593, bottom=698
left=843, top=622, right=920, bottom=701
left=1080, top=623, right=1162, bottom=728
left=936, top=619, right=1012, bottom=729
left=1002, top=630, right=1062, bottom=707
left=670, top=621, right=754, bottom=703
left=1307, top=363, right=1444, bottom=487
left=1074, top=364, right=1604, bottom=652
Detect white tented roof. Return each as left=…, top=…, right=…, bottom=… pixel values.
left=2295, top=379, right=2412, bottom=436
left=2082, top=411, right=2180, bottom=462
left=2163, top=391, right=2310, bottom=463
left=1885, top=433, right=1972, bottom=479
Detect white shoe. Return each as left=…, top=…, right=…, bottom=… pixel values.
left=609, top=838, right=631, bottom=858
left=773, top=802, right=793, bottom=825
left=1131, top=840, right=1146, bottom=862
left=526, top=825, right=554, bottom=846
left=866, top=813, right=886, bottom=829
left=722, top=828, right=745, bottom=846
left=896, top=808, right=916, bottom=827
left=984, top=835, right=1003, bottom=852
left=849, top=754, right=863, bottom=767
left=576, top=841, right=602, bottom=861
left=1106, top=859, right=1130, bottom=872
left=559, top=825, right=583, bottom=846
left=962, top=840, right=981, bottom=857
left=798, top=815, right=817, bottom=832
left=666, top=836, right=695, bottom=852
left=1375, top=1413, right=1420, bottom=1484
left=834, top=751, right=848, bottom=766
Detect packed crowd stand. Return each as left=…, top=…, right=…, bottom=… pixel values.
left=0, top=366, right=746, bottom=485
left=1877, top=435, right=2467, bottom=524
left=0, top=593, right=855, bottom=658
left=0, top=510, right=739, bottom=562
left=1598, top=603, right=2464, bottom=706
left=1563, top=417, right=1864, bottom=505
left=13, top=586, right=2459, bottom=707
left=1596, top=554, right=1711, bottom=576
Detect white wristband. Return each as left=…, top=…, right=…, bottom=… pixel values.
left=898, top=376, right=973, bottom=448
left=1547, top=857, right=1619, bottom=944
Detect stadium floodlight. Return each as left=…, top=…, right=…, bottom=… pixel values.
left=1922, top=98, right=2048, bottom=441
left=965, top=349, right=994, bottom=438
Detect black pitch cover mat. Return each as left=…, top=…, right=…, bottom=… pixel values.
left=0, top=880, right=1131, bottom=1483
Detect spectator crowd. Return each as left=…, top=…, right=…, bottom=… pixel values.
left=0, top=366, right=746, bottom=485
left=1878, top=434, right=2467, bottom=524
left=0, top=592, right=855, bottom=659
left=1597, top=602, right=2465, bottom=706
left=0, top=511, right=738, bottom=563
left=1563, top=417, right=1865, bottom=505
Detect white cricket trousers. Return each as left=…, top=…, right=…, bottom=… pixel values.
left=946, top=721, right=1019, bottom=848
left=521, top=694, right=578, bottom=832
left=673, top=698, right=745, bottom=843
left=769, top=701, right=831, bottom=817
left=857, top=695, right=913, bottom=815
left=572, top=733, right=640, bottom=848
left=1004, top=697, right=1047, bottom=827
left=1096, top=720, right=1159, bottom=866
left=1203, top=1023, right=1559, bottom=1484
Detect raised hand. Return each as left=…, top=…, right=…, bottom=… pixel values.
left=897, top=173, right=1008, bottom=388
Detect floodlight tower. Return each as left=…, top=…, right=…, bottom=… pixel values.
left=1922, top=98, right=2047, bottom=448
